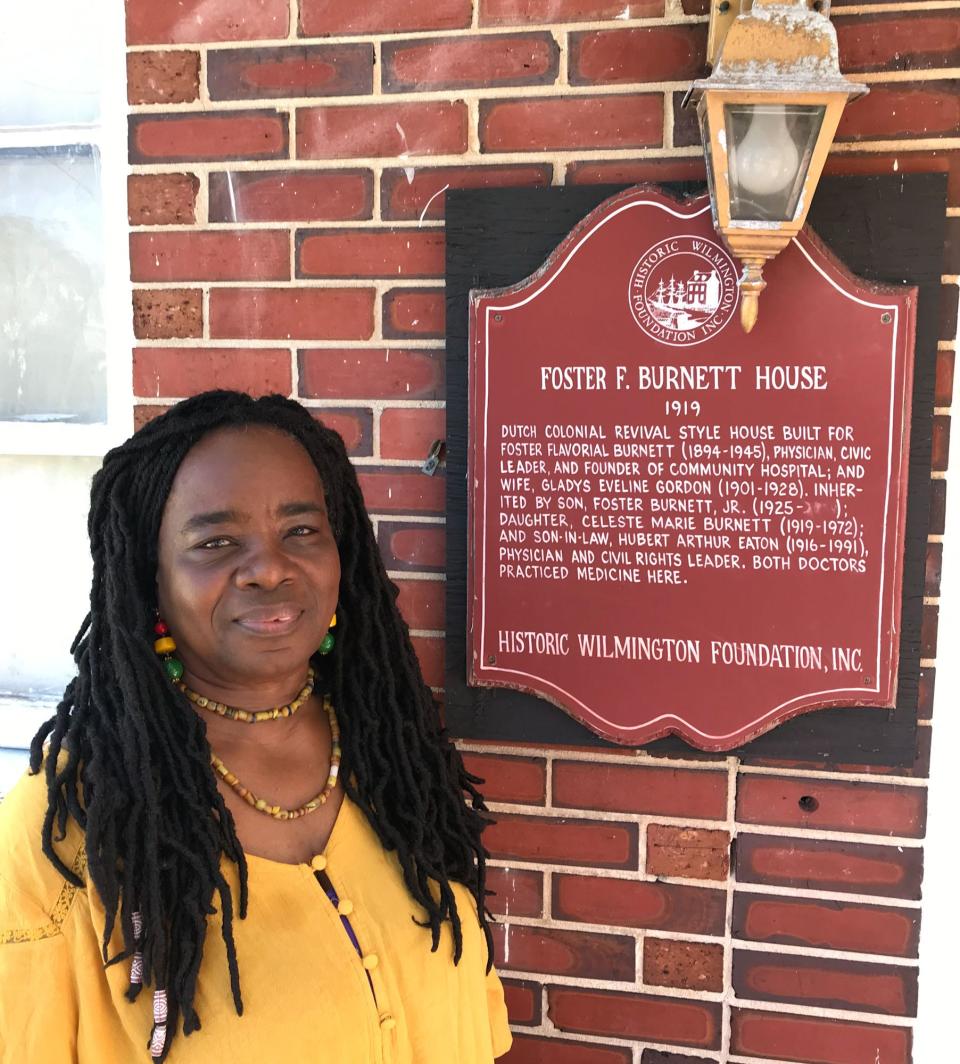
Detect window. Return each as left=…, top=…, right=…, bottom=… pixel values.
left=0, top=2, right=131, bottom=793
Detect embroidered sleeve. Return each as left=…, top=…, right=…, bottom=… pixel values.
left=0, top=846, right=86, bottom=945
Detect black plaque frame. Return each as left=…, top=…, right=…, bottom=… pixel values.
left=444, top=175, right=944, bottom=767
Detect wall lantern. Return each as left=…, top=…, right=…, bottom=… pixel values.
left=687, top=0, right=867, bottom=331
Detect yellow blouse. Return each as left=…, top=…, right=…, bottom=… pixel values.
left=0, top=767, right=512, bottom=1063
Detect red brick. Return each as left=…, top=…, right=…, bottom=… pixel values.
left=411, top=634, right=443, bottom=687
left=394, top=578, right=445, bottom=630
left=736, top=775, right=926, bottom=837
left=129, top=231, right=289, bottom=283
left=127, top=0, right=289, bottom=45
left=736, top=835, right=923, bottom=899
left=837, top=83, right=960, bottom=141
left=647, top=825, right=729, bottom=882
left=921, top=601, right=939, bottom=656
left=836, top=13, right=960, bottom=73
left=378, top=521, right=445, bottom=571
left=297, top=102, right=467, bottom=159
left=501, top=979, right=541, bottom=1026
left=643, top=938, right=723, bottom=992
left=209, top=287, right=375, bottom=341
left=731, top=1009, right=911, bottom=1064
left=382, top=164, right=553, bottom=222
left=460, top=753, right=546, bottom=805
left=357, top=468, right=445, bottom=516
left=311, top=408, right=373, bottom=457
left=379, top=407, right=445, bottom=460
left=553, top=762, right=726, bottom=820
left=133, top=347, right=291, bottom=399
left=480, top=95, right=662, bottom=153
left=127, top=50, right=199, bottom=104
left=132, top=289, right=202, bottom=339
left=480, top=0, right=665, bottom=24
left=930, top=476, right=946, bottom=534
left=549, top=987, right=721, bottom=1049
left=941, top=284, right=959, bottom=341
left=733, top=949, right=917, bottom=1016
left=128, top=173, right=199, bottom=225
left=642, top=1053, right=715, bottom=1064
left=299, top=347, right=443, bottom=400
left=207, top=44, right=373, bottom=100
left=486, top=814, right=638, bottom=869
left=297, top=230, right=445, bottom=280
left=383, top=289, right=445, bottom=340
left=299, top=0, right=472, bottom=35
left=568, top=157, right=707, bottom=185
left=570, top=26, right=707, bottom=85
left=672, top=89, right=701, bottom=148
left=209, top=170, right=372, bottom=224
left=946, top=216, right=960, bottom=273
left=492, top=923, right=634, bottom=981
left=129, top=111, right=289, bottom=163
left=918, top=665, right=935, bottom=722
left=553, top=874, right=725, bottom=935
left=914, top=727, right=932, bottom=779
left=504, top=1035, right=631, bottom=1064
left=485, top=867, right=544, bottom=918
left=134, top=405, right=168, bottom=431
left=383, top=34, right=558, bottom=92
left=936, top=349, right=955, bottom=407
left=732, top=892, right=920, bottom=957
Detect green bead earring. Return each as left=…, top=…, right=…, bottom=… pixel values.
left=318, top=612, right=336, bottom=655
left=153, top=619, right=184, bottom=680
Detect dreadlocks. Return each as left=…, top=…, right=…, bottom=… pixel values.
left=29, top=391, right=493, bottom=1060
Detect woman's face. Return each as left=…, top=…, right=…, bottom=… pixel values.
left=156, top=425, right=340, bottom=691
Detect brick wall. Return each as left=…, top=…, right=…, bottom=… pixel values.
left=125, top=2, right=957, bottom=1060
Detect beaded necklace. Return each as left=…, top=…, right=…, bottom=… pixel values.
left=209, top=696, right=342, bottom=821
left=176, top=670, right=341, bottom=820
left=176, top=667, right=315, bottom=723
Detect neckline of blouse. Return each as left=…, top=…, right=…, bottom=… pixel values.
left=241, top=792, right=351, bottom=873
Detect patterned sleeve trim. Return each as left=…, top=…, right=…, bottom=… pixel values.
left=0, top=844, right=87, bottom=945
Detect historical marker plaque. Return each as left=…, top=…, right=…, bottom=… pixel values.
left=466, top=188, right=915, bottom=749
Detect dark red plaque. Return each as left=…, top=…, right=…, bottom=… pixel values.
left=467, top=188, right=915, bottom=749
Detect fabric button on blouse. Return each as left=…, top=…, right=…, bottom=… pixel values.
left=380, top=1015, right=397, bottom=1031
left=337, top=898, right=354, bottom=916
left=362, top=952, right=379, bottom=971
left=310, top=854, right=327, bottom=872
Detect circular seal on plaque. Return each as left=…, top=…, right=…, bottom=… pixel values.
left=628, top=235, right=739, bottom=347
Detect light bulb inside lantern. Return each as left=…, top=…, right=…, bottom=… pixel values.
left=735, top=105, right=800, bottom=198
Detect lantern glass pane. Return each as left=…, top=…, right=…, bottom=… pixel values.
left=724, top=103, right=825, bottom=222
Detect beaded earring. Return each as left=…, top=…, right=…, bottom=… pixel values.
left=153, top=618, right=183, bottom=681
left=318, top=611, right=336, bottom=655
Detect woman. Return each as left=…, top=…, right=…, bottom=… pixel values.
left=0, top=391, right=512, bottom=1062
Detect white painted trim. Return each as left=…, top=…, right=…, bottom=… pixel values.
left=915, top=279, right=960, bottom=1059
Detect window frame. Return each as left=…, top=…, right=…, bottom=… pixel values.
left=0, top=2, right=133, bottom=457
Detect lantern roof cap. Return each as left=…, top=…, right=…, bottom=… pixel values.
left=691, top=0, right=867, bottom=100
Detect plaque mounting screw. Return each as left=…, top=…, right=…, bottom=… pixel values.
left=487, top=655, right=496, bottom=664
left=494, top=313, right=503, bottom=322
left=863, top=675, right=873, bottom=685
left=880, top=312, right=892, bottom=324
